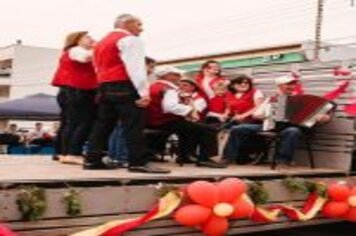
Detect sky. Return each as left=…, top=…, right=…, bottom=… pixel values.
left=0, top=0, right=356, bottom=60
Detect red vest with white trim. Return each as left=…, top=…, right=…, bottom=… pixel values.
left=51, top=51, right=97, bottom=90
left=208, top=94, right=227, bottom=114
left=94, top=31, right=130, bottom=84
left=146, top=81, right=182, bottom=126
left=227, top=89, right=256, bottom=115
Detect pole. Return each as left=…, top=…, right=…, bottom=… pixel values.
left=314, top=0, right=324, bottom=61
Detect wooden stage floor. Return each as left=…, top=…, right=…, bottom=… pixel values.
left=0, top=155, right=347, bottom=184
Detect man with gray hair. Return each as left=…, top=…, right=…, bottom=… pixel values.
left=84, top=14, right=170, bottom=173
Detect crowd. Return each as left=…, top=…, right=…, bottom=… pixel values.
left=51, top=14, right=332, bottom=174
left=0, top=122, right=56, bottom=147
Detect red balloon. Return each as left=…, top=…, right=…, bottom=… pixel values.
left=202, top=215, right=229, bottom=236
left=230, top=197, right=254, bottom=219
left=174, top=204, right=212, bottom=227
left=327, top=183, right=351, bottom=201
left=344, top=208, right=356, bottom=222
left=350, top=187, right=356, bottom=195
left=187, top=181, right=220, bottom=208
left=217, top=178, right=247, bottom=203
left=322, top=201, right=350, bottom=218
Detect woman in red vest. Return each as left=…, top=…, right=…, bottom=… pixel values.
left=195, top=60, right=227, bottom=100
left=227, top=75, right=264, bottom=124
left=51, top=31, right=97, bottom=164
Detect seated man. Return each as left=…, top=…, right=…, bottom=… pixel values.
left=27, top=122, right=53, bottom=146
left=0, top=124, right=24, bottom=145
left=223, top=75, right=331, bottom=166
left=146, top=66, right=226, bottom=168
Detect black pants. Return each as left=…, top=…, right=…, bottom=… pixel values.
left=62, top=88, right=97, bottom=155
left=54, top=87, right=70, bottom=155
left=148, top=120, right=218, bottom=161
left=86, top=82, right=147, bottom=167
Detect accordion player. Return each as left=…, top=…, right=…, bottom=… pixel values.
left=263, top=94, right=336, bottom=130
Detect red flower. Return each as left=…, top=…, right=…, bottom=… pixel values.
left=322, top=183, right=356, bottom=222
left=174, top=178, right=254, bottom=236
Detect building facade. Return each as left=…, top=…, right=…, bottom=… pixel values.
left=0, top=42, right=60, bottom=100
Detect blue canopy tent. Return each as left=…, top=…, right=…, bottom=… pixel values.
left=0, top=93, right=59, bottom=120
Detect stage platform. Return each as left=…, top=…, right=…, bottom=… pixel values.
left=0, top=155, right=354, bottom=236
left=0, top=155, right=349, bottom=184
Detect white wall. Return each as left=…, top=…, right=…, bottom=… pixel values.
left=0, top=46, right=15, bottom=60
left=10, top=45, right=60, bottom=98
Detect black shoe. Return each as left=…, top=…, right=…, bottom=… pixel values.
left=197, top=159, right=227, bottom=168
left=128, top=164, right=171, bottom=174
left=83, top=160, right=118, bottom=170
left=52, top=155, right=59, bottom=161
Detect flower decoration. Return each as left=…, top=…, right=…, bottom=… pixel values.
left=322, top=182, right=356, bottom=222
left=174, top=178, right=254, bottom=236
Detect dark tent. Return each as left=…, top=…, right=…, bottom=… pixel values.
left=0, top=93, right=59, bottom=120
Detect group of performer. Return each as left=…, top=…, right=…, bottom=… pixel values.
left=51, top=14, right=332, bottom=174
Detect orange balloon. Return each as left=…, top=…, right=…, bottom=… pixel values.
left=230, top=197, right=255, bottom=219
left=322, top=201, right=350, bottom=218
left=187, top=181, right=220, bottom=208
left=327, top=183, right=351, bottom=201
left=202, top=215, right=229, bottom=236
left=344, top=208, right=356, bottom=222
left=217, top=178, right=247, bottom=203
left=174, top=204, right=212, bottom=227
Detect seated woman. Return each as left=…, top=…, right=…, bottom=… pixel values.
left=219, top=75, right=265, bottom=164
left=226, top=75, right=264, bottom=125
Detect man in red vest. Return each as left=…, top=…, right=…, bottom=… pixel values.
left=84, top=14, right=170, bottom=173
left=146, top=66, right=226, bottom=168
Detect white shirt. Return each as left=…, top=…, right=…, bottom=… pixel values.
left=68, top=46, right=92, bottom=63
left=192, top=94, right=207, bottom=112
left=28, top=129, right=48, bottom=140
left=159, top=80, right=193, bottom=116
left=116, top=29, right=149, bottom=98
left=253, top=98, right=271, bottom=119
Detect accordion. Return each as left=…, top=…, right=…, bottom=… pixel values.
left=270, top=94, right=336, bottom=128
